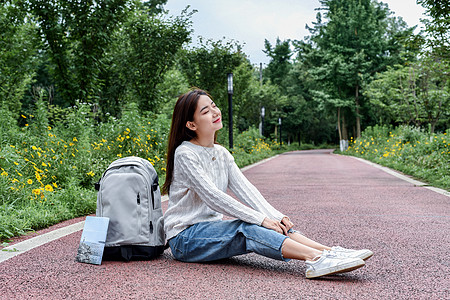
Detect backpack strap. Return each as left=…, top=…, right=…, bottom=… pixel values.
left=120, top=246, right=133, bottom=262
left=94, top=179, right=101, bottom=191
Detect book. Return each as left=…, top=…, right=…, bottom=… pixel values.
left=75, top=216, right=109, bottom=265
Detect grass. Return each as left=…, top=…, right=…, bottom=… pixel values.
left=0, top=100, right=169, bottom=241
left=338, top=125, right=449, bottom=191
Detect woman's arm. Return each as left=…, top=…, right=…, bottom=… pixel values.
left=176, top=150, right=266, bottom=226
left=227, top=157, right=286, bottom=222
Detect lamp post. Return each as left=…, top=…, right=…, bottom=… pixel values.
left=278, top=117, right=282, bottom=144
left=227, top=73, right=233, bottom=149
left=261, top=106, right=265, bottom=137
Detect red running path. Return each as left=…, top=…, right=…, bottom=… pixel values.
left=1, top=150, right=449, bottom=299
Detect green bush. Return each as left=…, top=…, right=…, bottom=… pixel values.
left=342, top=125, right=449, bottom=190
left=0, top=99, right=169, bottom=240
left=229, top=127, right=273, bottom=167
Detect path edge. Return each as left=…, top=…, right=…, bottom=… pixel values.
left=341, top=154, right=450, bottom=197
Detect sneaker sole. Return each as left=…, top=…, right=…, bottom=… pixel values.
left=334, top=252, right=372, bottom=274
left=306, top=259, right=365, bottom=279
left=359, top=251, right=373, bottom=261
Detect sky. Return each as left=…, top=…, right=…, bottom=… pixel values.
left=163, top=0, right=427, bottom=65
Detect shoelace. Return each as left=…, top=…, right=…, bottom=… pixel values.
left=323, top=250, right=339, bottom=257
left=311, top=249, right=338, bottom=261
left=332, top=246, right=344, bottom=251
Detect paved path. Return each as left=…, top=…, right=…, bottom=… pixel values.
left=1, top=150, right=449, bottom=299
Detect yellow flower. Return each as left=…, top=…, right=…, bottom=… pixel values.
left=27, top=179, right=33, bottom=184
left=21, top=114, right=26, bottom=118
left=73, top=137, right=78, bottom=142
left=45, top=185, right=54, bottom=192
left=14, top=162, right=19, bottom=166
left=87, top=171, right=95, bottom=177
left=53, top=182, right=58, bottom=188
left=1, top=171, right=8, bottom=176
left=47, top=126, right=52, bottom=130
left=32, top=189, right=41, bottom=195
left=42, top=162, right=47, bottom=167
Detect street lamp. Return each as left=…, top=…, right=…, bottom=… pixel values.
left=227, top=73, right=233, bottom=149
left=278, top=117, right=282, bottom=144
left=261, top=106, right=265, bottom=137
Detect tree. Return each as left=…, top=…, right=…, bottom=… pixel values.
left=365, top=60, right=449, bottom=133
left=300, top=0, right=412, bottom=139
left=143, top=0, right=168, bottom=15
left=285, top=46, right=342, bottom=144
left=105, top=6, right=193, bottom=113
left=417, top=0, right=450, bottom=63
left=263, top=38, right=292, bottom=91
left=28, top=0, right=129, bottom=105
left=0, top=0, right=41, bottom=115
left=178, top=38, right=246, bottom=126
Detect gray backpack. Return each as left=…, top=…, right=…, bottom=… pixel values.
left=95, top=156, right=165, bottom=261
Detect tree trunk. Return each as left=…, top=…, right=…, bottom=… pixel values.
left=355, top=85, right=361, bottom=138
left=337, top=107, right=342, bottom=141
left=342, top=113, right=348, bottom=140
left=274, top=125, right=278, bottom=142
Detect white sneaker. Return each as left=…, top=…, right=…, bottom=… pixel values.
left=331, top=246, right=373, bottom=261
left=305, top=250, right=365, bottom=279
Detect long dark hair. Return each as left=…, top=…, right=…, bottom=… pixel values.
left=162, top=89, right=216, bottom=194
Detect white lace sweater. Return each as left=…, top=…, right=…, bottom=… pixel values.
left=164, top=141, right=285, bottom=240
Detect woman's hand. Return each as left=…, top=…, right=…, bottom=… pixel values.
left=262, top=217, right=288, bottom=235
left=281, top=216, right=294, bottom=231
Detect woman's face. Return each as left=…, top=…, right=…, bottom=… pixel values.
left=188, top=95, right=222, bottom=138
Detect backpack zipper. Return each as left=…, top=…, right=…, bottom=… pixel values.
left=137, top=192, right=143, bottom=235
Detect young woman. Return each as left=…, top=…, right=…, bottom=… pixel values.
left=163, top=89, right=373, bottom=279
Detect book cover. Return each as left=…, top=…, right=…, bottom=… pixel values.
left=75, top=216, right=109, bottom=265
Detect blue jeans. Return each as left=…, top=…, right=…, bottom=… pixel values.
left=168, top=220, right=290, bottom=262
